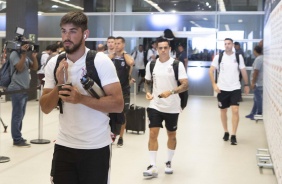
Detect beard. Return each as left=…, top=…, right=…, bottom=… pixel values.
left=64, top=37, right=83, bottom=54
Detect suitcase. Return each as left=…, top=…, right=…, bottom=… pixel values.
left=126, top=83, right=146, bottom=134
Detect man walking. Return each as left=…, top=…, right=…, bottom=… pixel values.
left=40, top=11, right=123, bottom=183
left=109, top=36, right=134, bottom=147
left=143, top=37, right=188, bottom=177
left=209, top=38, right=250, bottom=145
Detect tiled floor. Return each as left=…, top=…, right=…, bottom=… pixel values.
left=0, top=94, right=277, bottom=184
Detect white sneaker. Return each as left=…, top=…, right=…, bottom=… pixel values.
left=165, top=161, right=173, bottom=174
left=143, top=165, right=158, bottom=178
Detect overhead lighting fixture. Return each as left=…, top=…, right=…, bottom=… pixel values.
left=144, top=0, right=165, bottom=12
left=171, top=10, right=176, bottom=13
left=52, top=5, right=59, bottom=8
left=218, top=0, right=226, bottom=11
left=225, top=24, right=230, bottom=31
left=51, top=0, right=83, bottom=10
left=203, top=18, right=208, bottom=20
left=38, top=11, right=44, bottom=15
left=238, top=19, right=243, bottom=23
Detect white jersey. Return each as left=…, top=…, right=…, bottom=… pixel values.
left=212, top=52, right=245, bottom=91
left=44, top=48, right=119, bottom=149
left=145, top=57, right=187, bottom=113
left=132, top=50, right=145, bottom=69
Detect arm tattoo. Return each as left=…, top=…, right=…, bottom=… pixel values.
left=174, top=79, right=188, bottom=93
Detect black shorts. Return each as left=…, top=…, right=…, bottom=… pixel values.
left=147, top=108, right=179, bottom=131
left=138, top=69, right=145, bottom=78
left=51, top=144, right=111, bottom=184
left=217, top=89, right=241, bottom=109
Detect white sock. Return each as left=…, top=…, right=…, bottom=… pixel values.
left=149, top=151, right=157, bottom=166
left=167, top=149, right=175, bottom=162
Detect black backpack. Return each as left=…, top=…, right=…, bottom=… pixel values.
left=0, top=50, right=17, bottom=88
left=218, top=51, right=242, bottom=81
left=149, top=60, right=188, bottom=110
left=54, top=50, right=123, bottom=134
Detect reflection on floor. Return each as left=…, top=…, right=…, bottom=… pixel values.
left=0, top=95, right=277, bottom=184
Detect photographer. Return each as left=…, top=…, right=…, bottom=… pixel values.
left=8, top=43, right=38, bottom=147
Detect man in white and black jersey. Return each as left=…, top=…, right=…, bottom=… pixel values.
left=109, top=36, right=134, bottom=148
left=143, top=37, right=188, bottom=178
left=209, top=38, right=250, bottom=145
left=40, top=11, right=123, bottom=183
left=147, top=41, right=158, bottom=63
left=104, top=36, right=115, bottom=56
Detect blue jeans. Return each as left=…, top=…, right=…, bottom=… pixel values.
left=10, top=92, right=28, bottom=143
left=250, top=86, right=263, bottom=115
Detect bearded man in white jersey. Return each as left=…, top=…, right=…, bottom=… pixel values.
left=209, top=38, right=250, bottom=145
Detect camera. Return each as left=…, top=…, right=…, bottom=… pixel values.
left=4, top=27, right=39, bottom=52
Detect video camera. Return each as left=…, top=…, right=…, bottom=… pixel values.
left=4, top=27, right=39, bottom=52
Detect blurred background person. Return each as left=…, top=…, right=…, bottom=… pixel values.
left=245, top=45, right=264, bottom=120
left=132, top=44, right=145, bottom=92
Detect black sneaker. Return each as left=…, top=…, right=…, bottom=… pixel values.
left=13, top=140, right=31, bottom=148
left=117, top=137, right=123, bottom=147
left=223, top=132, right=229, bottom=141
left=231, top=135, right=237, bottom=145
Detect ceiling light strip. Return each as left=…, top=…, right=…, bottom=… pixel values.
left=51, top=0, right=83, bottom=10
left=218, top=0, right=226, bottom=12
left=144, top=0, right=165, bottom=12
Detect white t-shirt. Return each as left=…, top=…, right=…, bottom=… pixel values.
left=147, top=48, right=158, bottom=62
left=132, top=50, right=145, bottom=69
left=211, top=52, right=245, bottom=91
left=37, top=51, right=49, bottom=74
left=145, top=57, right=187, bottom=113
left=44, top=48, right=119, bottom=149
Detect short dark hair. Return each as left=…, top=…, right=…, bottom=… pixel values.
left=234, top=42, right=240, bottom=46
left=107, top=36, right=115, bottom=40
left=178, top=44, right=184, bottom=48
left=46, top=45, right=52, bottom=51
left=224, top=38, right=233, bottom=42
left=50, top=43, right=59, bottom=52
left=115, top=36, right=125, bottom=43
left=156, top=36, right=170, bottom=46
left=60, top=11, right=88, bottom=32
left=254, top=45, right=263, bottom=54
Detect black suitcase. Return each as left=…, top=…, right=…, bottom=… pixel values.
left=126, top=83, right=146, bottom=134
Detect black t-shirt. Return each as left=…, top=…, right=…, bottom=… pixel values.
left=178, top=50, right=188, bottom=66
left=112, top=55, right=130, bottom=95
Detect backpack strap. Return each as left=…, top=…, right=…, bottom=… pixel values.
left=54, top=53, right=66, bottom=114
left=149, top=60, right=156, bottom=77
left=54, top=53, right=66, bottom=85
left=218, top=51, right=224, bottom=72
left=172, top=60, right=179, bottom=82
left=85, top=50, right=101, bottom=88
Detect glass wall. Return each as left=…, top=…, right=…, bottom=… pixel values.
left=0, top=0, right=264, bottom=96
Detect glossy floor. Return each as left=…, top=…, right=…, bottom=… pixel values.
left=0, top=95, right=277, bottom=184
